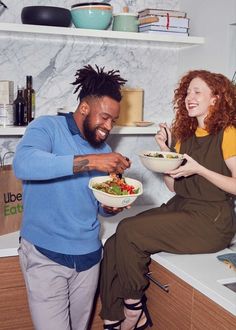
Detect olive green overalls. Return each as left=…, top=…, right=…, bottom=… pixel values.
left=100, top=130, right=236, bottom=321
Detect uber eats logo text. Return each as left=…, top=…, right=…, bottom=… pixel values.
left=3, top=192, right=23, bottom=216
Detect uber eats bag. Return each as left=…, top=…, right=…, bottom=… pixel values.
left=0, top=153, right=23, bottom=235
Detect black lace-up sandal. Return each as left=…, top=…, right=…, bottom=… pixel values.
left=124, top=295, right=153, bottom=330
left=103, top=320, right=121, bottom=329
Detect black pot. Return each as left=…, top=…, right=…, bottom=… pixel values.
left=21, top=6, right=72, bottom=27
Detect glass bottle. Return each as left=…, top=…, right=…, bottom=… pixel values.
left=24, top=75, right=35, bottom=123
left=13, top=85, right=26, bottom=126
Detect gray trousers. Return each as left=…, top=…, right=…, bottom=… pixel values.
left=18, top=238, right=100, bottom=330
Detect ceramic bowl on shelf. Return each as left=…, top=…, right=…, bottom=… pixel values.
left=89, top=175, right=143, bottom=208
left=21, top=6, right=72, bottom=27
left=138, top=150, right=184, bottom=173
left=71, top=2, right=112, bottom=30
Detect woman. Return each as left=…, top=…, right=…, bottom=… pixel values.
left=99, top=70, right=236, bottom=330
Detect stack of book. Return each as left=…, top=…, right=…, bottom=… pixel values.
left=138, top=8, right=189, bottom=36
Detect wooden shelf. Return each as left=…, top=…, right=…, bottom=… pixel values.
left=0, top=125, right=157, bottom=136
left=0, top=23, right=205, bottom=47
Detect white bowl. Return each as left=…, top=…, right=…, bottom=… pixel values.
left=138, top=150, right=184, bottom=173
left=89, top=176, right=143, bottom=208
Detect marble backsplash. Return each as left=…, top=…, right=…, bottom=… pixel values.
left=0, top=0, right=181, bottom=205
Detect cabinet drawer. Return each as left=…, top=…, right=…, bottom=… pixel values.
left=146, top=260, right=193, bottom=330
left=0, top=256, right=25, bottom=289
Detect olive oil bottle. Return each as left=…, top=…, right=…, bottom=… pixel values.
left=24, top=75, right=35, bottom=123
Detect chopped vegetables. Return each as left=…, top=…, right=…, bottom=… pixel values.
left=92, top=175, right=140, bottom=196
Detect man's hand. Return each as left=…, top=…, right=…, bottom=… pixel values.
left=73, top=152, right=131, bottom=174
left=102, top=204, right=131, bottom=214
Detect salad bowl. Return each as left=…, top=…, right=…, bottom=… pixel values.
left=89, top=175, right=143, bottom=208
left=138, top=150, right=184, bottom=173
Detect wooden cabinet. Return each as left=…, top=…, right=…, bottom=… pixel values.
left=145, top=260, right=236, bottom=330
left=192, top=290, right=236, bottom=330
left=88, top=293, right=103, bottom=330
left=146, top=261, right=193, bottom=329
left=0, top=256, right=33, bottom=330
left=0, top=255, right=104, bottom=330
left=1, top=256, right=235, bottom=330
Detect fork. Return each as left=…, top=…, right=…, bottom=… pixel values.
left=164, top=127, right=169, bottom=148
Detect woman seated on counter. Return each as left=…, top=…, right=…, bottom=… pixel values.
left=99, top=70, right=236, bottom=330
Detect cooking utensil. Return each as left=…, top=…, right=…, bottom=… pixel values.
left=164, top=126, right=169, bottom=148
left=112, top=12, right=139, bottom=32
left=21, top=6, right=72, bottom=27
left=0, top=1, right=7, bottom=9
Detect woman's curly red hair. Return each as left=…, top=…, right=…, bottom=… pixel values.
left=171, top=70, right=236, bottom=142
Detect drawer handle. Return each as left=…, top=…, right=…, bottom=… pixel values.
left=146, top=272, right=169, bottom=293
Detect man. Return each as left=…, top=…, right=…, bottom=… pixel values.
left=13, top=65, right=130, bottom=330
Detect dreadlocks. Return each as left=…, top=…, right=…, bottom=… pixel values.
left=72, top=64, right=127, bottom=102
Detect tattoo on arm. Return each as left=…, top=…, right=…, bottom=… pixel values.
left=73, top=159, right=89, bottom=173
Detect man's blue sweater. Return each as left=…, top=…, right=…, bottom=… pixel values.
left=13, top=114, right=111, bottom=255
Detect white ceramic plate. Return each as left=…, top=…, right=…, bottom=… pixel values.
left=134, top=121, right=154, bottom=127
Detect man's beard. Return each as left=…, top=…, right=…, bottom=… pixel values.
left=83, top=116, right=107, bottom=148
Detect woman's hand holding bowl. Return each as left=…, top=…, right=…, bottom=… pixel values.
left=167, top=154, right=203, bottom=178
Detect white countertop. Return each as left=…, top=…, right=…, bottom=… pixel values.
left=0, top=205, right=235, bottom=317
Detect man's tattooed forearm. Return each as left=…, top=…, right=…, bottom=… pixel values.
left=73, top=159, right=90, bottom=173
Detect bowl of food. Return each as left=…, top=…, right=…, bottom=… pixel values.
left=21, top=6, right=72, bottom=27
left=71, top=2, right=112, bottom=30
left=89, top=175, right=143, bottom=207
left=138, top=151, right=184, bottom=173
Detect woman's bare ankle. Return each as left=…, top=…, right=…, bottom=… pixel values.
left=121, top=299, right=142, bottom=330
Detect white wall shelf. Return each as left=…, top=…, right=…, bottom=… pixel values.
left=0, top=23, right=205, bottom=47
left=0, top=22, right=203, bottom=139
left=0, top=127, right=26, bottom=136
left=0, top=125, right=157, bottom=136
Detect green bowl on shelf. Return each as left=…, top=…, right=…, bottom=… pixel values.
left=71, top=3, right=113, bottom=30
